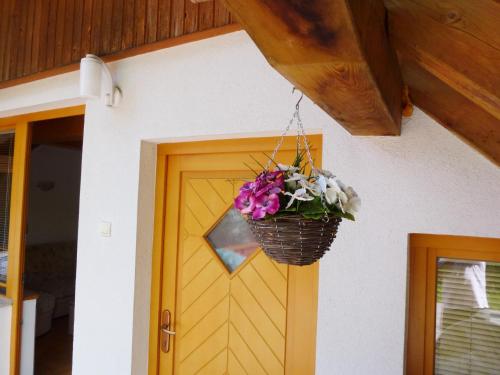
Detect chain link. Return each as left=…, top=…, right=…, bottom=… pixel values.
left=265, top=111, right=298, bottom=171
left=265, top=93, right=330, bottom=219
left=266, top=89, right=317, bottom=176
left=296, top=110, right=317, bottom=175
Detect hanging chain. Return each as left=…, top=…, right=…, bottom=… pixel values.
left=296, top=110, right=317, bottom=175
left=265, top=111, right=297, bottom=171
left=266, top=88, right=317, bottom=177
left=297, top=111, right=330, bottom=220
left=265, top=88, right=330, bottom=220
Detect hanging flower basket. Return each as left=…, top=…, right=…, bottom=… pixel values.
left=247, top=215, right=342, bottom=266
left=234, top=90, right=361, bottom=266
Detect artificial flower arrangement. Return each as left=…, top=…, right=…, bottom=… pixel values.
left=234, top=151, right=361, bottom=222
left=232, top=88, right=360, bottom=265
left=233, top=149, right=361, bottom=266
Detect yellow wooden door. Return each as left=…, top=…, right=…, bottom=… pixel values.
left=150, top=137, right=322, bottom=375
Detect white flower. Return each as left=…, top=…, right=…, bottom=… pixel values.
left=285, top=173, right=307, bottom=192
left=344, top=186, right=357, bottom=199
left=344, top=196, right=361, bottom=215
left=343, top=186, right=361, bottom=215
left=327, top=177, right=341, bottom=190
left=316, top=174, right=327, bottom=193
left=336, top=191, right=348, bottom=212
left=285, top=173, right=308, bottom=182
left=277, top=164, right=299, bottom=173
left=335, top=178, right=347, bottom=191
left=325, top=187, right=339, bottom=205
left=284, top=188, right=314, bottom=208
left=298, top=179, right=321, bottom=196
left=322, top=177, right=351, bottom=212
left=324, top=178, right=342, bottom=205
left=317, top=169, right=335, bottom=178
left=284, top=169, right=361, bottom=217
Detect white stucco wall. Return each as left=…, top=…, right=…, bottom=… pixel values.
left=1, top=31, right=499, bottom=375
left=0, top=300, right=11, bottom=375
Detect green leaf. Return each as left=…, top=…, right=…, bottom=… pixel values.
left=328, top=210, right=355, bottom=221
left=302, top=212, right=325, bottom=220
left=299, top=197, right=328, bottom=215
left=249, top=154, right=266, bottom=171
left=243, top=162, right=260, bottom=176
left=262, top=152, right=279, bottom=169
left=341, top=212, right=355, bottom=221
left=285, top=180, right=298, bottom=192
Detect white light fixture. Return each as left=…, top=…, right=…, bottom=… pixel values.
left=80, top=54, right=122, bottom=107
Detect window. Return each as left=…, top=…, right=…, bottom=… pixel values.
left=407, top=234, right=500, bottom=375
left=205, top=207, right=260, bottom=273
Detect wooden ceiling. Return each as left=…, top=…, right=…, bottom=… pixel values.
left=386, top=0, right=500, bottom=166
left=0, top=0, right=236, bottom=88
left=221, top=0, right=500, bottom=166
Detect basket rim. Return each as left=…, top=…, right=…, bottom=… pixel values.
left=247, top=214, right=342, bottom=222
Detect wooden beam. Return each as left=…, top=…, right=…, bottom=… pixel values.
left=385, top=0, right=500, bottom=165
left=221, top=0, right=404, bottom=135
left=401, top=57, right=500, bottom=166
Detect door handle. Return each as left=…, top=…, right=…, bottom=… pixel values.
left=160, top=309, right=175, bottom=353
left=161, top=325, right=176, bottom=336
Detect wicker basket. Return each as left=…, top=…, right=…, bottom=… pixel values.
left=247, top=215, right=342, bottom=266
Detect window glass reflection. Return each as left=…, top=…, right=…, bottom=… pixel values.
left=205, top=208, right=260, bottom=273
left=435, top=259, right=500, bottom=374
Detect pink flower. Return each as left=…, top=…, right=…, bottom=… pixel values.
left=252, top=193, right=280, bottom=220
left=254, top=171, right=284, bottom=197
left=239, top=181, right=255, bottom=193
left=234, top=171, right=283, bottom=219
left=234, top=191, right=256, bottom=214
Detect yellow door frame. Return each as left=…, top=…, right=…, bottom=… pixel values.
left=149, top=135, right=323, bottom=375
left=407, top=234, right=500, bottom=375
left=0, top=105, right=85, bottom=375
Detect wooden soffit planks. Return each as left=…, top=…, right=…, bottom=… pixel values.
left=385, top=0, right=500, bottom=166
left=0, top=0, right=235, bottom=88
left=221, top=0, right=404, bottom=136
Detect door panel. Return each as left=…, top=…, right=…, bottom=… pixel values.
left=176, top=170, right=289, bottom=375
left=151, top=137, right=322, bottom=375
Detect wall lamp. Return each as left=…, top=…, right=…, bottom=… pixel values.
left=80, top=54, right=122, bottom=107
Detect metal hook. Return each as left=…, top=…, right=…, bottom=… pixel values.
left=292, top=87, right=303, bottom=110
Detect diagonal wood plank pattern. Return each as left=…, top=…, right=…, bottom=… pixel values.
left=174, top=176, right=288, bottom=374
